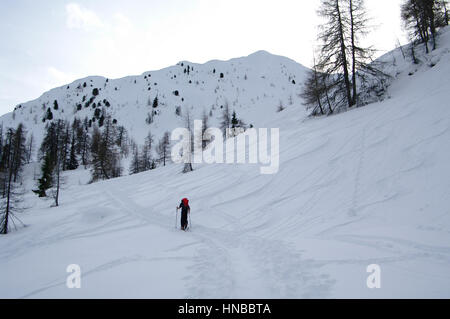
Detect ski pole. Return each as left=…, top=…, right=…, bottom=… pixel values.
left=189, top=213, right=192, bottom=230
left=175, top=208, right=178, bottom=229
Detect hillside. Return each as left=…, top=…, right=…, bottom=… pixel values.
left=0, top=50, right=309, bottom=147
left=1, top=28, right=450, bottom=298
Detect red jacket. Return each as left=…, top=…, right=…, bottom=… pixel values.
left=179, top=198, right=190, bottom=214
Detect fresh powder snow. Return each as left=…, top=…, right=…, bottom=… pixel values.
left=1, top=27, right=450, bottom=299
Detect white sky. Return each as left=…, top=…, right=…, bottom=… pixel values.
left=0, top=0, right=406, bottom=116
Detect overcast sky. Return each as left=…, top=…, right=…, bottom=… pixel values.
left=0, top=0, right=406, bottom=116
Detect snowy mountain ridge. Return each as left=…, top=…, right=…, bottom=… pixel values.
left=0, top=50, right=310, bottom=148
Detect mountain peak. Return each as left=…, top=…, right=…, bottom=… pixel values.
left=248, top=50, right=273, bottom=57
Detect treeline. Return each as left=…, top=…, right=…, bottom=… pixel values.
left=34, top=115, right=176, bottom=203
left=35, top=116, right=126, bottom=202
left=302, top=0, right=449, bottom=116
left=0, top=112, right=179, bottom=234
left=34, top=118, right=89, bottom=204
left=0, top=123, right=32, bottom=234
left=401, top=0, right=448, bottom=57
left=129, top=132, right=159, bottom=175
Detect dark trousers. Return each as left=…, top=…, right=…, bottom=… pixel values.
left=181, top=211, right=188, bottom=229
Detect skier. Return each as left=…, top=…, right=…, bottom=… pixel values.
left=177, top=198, right=190, bottom=231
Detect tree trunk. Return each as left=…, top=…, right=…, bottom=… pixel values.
left=316, top=95, right=324, bottom=115
left=28, top=135, right=33, bottom=163
left=445, top=2, right=449, bottom=25
left=414, top=14, right=428, bottom=52
left=2, top=134, right=15, bottom=234
left=3, top=168, right=13, bottom=234
left=349, top=0, right=357, bottom=106
left=325, top=86, right=333, bottom=114
left=411, top=42, right=418, bottom=64
left=428, top=2, right=436, bottom=50
left=55, top=157, right=60, bottom=207
left=336, top=0, right=353, bottom=108
left=312, top=59, right=325, bottom=115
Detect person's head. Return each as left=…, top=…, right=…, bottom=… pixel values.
left=182, top=198, right=189, bottom=207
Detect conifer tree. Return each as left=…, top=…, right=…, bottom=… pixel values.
left=35, top=152, right=53, bottom=197
left=316, top=0, right=384, bottom=110
left=182, top=111, right=193, bottom=173
left=90, top=117, right=122, bottom=182
left=157, top=132, right=170, bottom=167
left=129, top=145, right=140, bottom=175
left=220, top=102, right=231, bottom=136
left=67, top=129, right=78, bottom=170
left=25, top=133, right=34, bottom=164
left=401, top=0, right=447, bottom=52
left=152, top=96, right=159, bottom=108
left=11, top=123, right=27, bottom=183
left=231, top=111, right=239, bottom=128
left=1, top=126, right=27, bottom=234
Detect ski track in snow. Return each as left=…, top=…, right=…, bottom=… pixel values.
left=102, top=171, right=334, bottom=298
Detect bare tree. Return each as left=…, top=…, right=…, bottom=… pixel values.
left=348, top=0, right=375, bottom=105
left=140, top=144, right=154, bottom=171
left=201, top=110, right=210, bottom=150
left=129, top=143, right=140, bottom=175
left=26, top=133, right=34, bottom=164
left=1, top=127, right=26, bottom=234
left=301, top=64, right=325, bottom=116
left=318, top=0, right=353, bottom=109
left=116, top=125, right=129, bottom=156
left=76, top=117, right=91, bottom=168
left=90, top=117, right=122, bottom=182
left=53, top=120, right=68, bottom=207
left=401, top=0, right=447, bottom=53
left=11, top=123, right=27, bottom=183
left=396, top=38, right=406, bottom=60
left=182, top=110, right=193, bottom=173
left=145, top=131, right=154, bottom=151
left=220, top=101, right=231, bottom=136
left=301, top=52, right=335, bottom=116
left=317, top=0, right=385, bottom=110
left=141, top=131, right=155, bottom=171
left=157, top=132, right=171, bottom=167
left=444, top=0, right=449, bottom=25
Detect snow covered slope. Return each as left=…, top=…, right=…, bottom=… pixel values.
left=0, top=50, right=308, bottom=146
left=1, top=29, right=450, bottom=298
